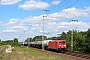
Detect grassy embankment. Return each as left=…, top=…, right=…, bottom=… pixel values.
left=0, top=46, right=72, bottom=60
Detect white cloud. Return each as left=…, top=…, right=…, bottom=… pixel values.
left=73, top=22, right=90, bottom=31
left=2, top=18, right=21, bottom=26
left=48, top=7, right=88, bottom=20
left=85, top=7, right=90, bottom=13
left=46, top=21, right=90, bottom=34
left=0, top=20, right=5, bottom=26
left=16, top=7, right=90, bottom=34
left=3, top=29, right=16, bottom=32
left=52, top=0, right=60, bottom=5
left=0, top=0, right=21, bottom=5
left=19, top=0, right=50, bottom=10
left=11, top=26, right=24, bottom=29
left=1, top=18, right=26, bottom=33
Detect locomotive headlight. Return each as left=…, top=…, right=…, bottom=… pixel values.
left=59, top=45, right=61, bottom=46
left=64, top=45, right=66, bottom=46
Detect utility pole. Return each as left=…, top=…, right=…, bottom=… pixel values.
left=70, top=20, right=78, bottom=52
left=20, top=34, right=24, bottom=46
left=42, top=10, right=50, bottom=51
left=28, top=24, right=32, bottom=47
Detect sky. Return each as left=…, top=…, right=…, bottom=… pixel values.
left=0, top=0, right=90, bottom=42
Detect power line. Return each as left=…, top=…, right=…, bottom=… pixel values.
left=51, top=0, right=66, bottom=12
left=51, top=0, right=79, bottom=13
left=66, top=0, right=79, bottom=9
left=51, top=0, right=71, bottom=12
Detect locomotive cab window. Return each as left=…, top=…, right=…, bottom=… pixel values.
left=59, top=41, right=65, bottom=44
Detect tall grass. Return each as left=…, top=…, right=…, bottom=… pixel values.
left=0, top=46, right=71, bottom=60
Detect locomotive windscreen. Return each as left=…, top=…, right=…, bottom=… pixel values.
left=59, top=41, right=65, bottom=44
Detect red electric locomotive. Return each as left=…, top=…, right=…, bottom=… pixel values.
left=48, top=40, right=66, bottom=52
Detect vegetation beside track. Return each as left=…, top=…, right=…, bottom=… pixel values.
left=0, top=46, right=73, bottom=60
left=0, top=46, right=7, bottom=59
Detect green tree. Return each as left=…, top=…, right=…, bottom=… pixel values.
left=33, top=35, right=47, bottom=41
left=84, top=29, right=90, bottom=53
left=25, top=38, right=32, bottom=42
left=12, top=38, right=20, bottom=46
left=66, top=30, right=72, bottom=51
left=47, top=37, right=52, bottom=40
left=0, top=39, right=1, bottom=42
left=51, top=37, right=57, bottom=40
left=74, top=32, right=85, bottom=52
left=14, top=38, right=18, bottom=42
left=0, top=39, right=1, bottom=46
left=60, top=32, right=67, bottom=40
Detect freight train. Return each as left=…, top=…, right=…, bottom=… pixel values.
left=20, top=40, right=67, bottom=52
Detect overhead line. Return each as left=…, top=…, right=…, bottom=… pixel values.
left=66, top=0, right=79, bottom=9
left=51, top=0, right=66, bottom=12
left=51, top=0, right=71, bottom=12
left=50, top=0, right=79, bottom=13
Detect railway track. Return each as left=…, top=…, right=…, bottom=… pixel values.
left=63, top=52, right=90, bottom=60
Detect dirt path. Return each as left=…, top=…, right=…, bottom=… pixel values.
left=5, top=45, right=14, bottom=53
